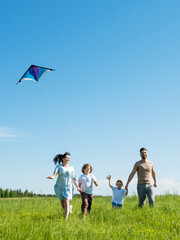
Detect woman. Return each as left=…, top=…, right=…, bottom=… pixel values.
left=47, top=152, right=81, bottom=219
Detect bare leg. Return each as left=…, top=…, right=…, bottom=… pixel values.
left=64, top=198, right=70, bottom=220
left=60, top=200, right=65, bottom=209
left=82, top=198, right=88, bottom=216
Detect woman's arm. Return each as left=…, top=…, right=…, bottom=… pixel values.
left=72, top=178, right=82, bottom=192
left=47, top=171, right=57, bottom=179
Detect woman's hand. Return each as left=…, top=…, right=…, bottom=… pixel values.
left=47, top=175, right=55, bottom=179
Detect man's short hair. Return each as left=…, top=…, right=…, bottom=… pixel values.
left=140, top=147, right=147, bottom=153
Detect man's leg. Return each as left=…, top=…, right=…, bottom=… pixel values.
left=146, top=184, right=155, bottom=207
left=137, top=184, right=146, bottom=207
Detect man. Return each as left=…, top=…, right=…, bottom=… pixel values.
left=125, top=148, right=157, bottom=207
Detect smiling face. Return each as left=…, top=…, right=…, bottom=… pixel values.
left=140, top=149, right=148, bottom=160
left=82, top=164, right=92, bottom=175
left=84, top=166, right=91, bottom=175
left=62, top=154, right=70, bottom=165
left=116, top=180, right=123, bottom=189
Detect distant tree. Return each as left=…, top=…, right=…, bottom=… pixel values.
left=4, top=189, right=9, bottom=198
left=24, top=189, right=28, bottom=197
left=17, top=189, right=23, bottom=197
left=0, top=188, right=3, bottom=198
left=9, top=189, right=13, bottom=198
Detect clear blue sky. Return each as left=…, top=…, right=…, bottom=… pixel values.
left=1, top=0, right=180, bottom=196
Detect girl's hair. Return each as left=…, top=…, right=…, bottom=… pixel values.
left=82, top=164, right=93, bottom=173
left=53, top=152, right=71, bottom=165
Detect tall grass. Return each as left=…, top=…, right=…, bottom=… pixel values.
left=0, top=195, right=179, bottom=239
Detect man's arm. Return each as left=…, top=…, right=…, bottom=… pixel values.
left=125, top=189, right=128, bottom=196
left=152, top=164, right=157, bottom=187
left=125, top=164, right=137, bottom=190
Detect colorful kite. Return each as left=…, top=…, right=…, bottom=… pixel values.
left=16, top=65, right=55, bottom=84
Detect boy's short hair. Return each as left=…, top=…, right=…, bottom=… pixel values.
left=116, top=180, right=123, bottom=185
left=140, top=147, right=147, bottom=153
left=82, top=164, right=93, bottom=173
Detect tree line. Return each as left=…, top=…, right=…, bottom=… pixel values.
left=0, top=188, right=55, bottom=198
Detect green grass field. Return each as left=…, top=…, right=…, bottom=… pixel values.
left=0, top=195, right=179, bottom=240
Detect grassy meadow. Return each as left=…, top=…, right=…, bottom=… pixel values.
left=0, top=195, right=180, bottom=240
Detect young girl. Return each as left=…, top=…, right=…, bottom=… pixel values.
left=107, top=175, right=128, bottom=208
left=78, top=164, right=98, bottom=216
left=47, top=152, right=81, bottom=219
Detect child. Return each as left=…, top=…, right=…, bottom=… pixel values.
left=107, top=175, right=128, bottom=208
left=78, top=164, right=98, bottom=216
left=47, top=152, right=81, bottom=220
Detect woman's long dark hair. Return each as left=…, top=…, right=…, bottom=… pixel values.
left=53, top=152, right=71, bottom=165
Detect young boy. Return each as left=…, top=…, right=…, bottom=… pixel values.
left=78, top=164, right=98, bottom=216
left=107, top=175, right=128, bottom=208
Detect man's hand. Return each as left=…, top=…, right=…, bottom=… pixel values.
left=154, top=183, right=157, bottom=187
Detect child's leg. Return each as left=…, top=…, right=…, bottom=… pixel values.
left=112, top=202, right=117, bottom=208
left=87, top=194, right=93, bottom=213
left=117, top=204, right=122, bottom=208
left=64, top=198, right=70, bottom=219
left=81, top=192, right=89, bottom=215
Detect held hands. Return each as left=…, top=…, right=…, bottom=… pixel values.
left=77, top=186, right=82, bottom=193
left=125, top=184, right=128, bottom=191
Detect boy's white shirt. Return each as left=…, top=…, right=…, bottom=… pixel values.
left=111, top=186, right=126, bottom=204
left=78, top=173, right=97, bottom=194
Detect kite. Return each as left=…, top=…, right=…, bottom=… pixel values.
left=16, top=65, right=55, bottom=84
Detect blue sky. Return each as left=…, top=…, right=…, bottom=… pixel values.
left=1, top=0, right=180, bottom=196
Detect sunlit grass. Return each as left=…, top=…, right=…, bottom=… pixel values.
left=0, top=195, right=179, bottom=239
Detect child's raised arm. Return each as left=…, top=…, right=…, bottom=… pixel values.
left=107, top=175, right=112, bottom=188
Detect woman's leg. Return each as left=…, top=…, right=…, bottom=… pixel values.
left=64, top=198, right=70, bottom=219
left=60, top=200, right=65, bottom=209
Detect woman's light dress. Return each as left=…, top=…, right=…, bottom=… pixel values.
left=54, top=164, right=75, bottom=200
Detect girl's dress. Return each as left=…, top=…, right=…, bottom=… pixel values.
left=54, top=164, right=75, bottom=200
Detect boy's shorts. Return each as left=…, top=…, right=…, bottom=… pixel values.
left=112, top=202, right=122, bottom=208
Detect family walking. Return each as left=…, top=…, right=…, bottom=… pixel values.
left=47, top=148, right=157, bottom=219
